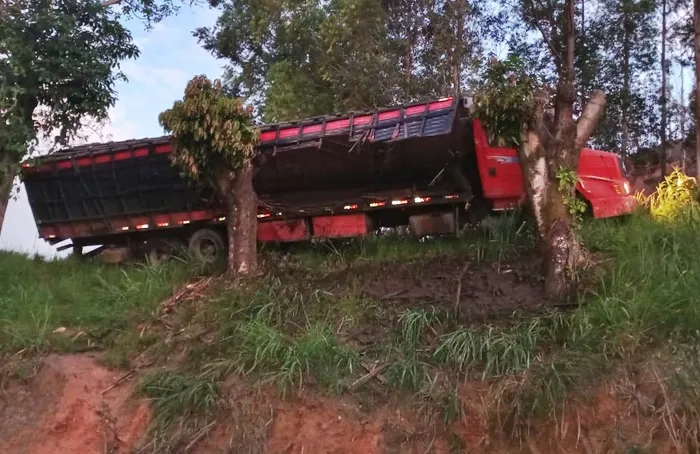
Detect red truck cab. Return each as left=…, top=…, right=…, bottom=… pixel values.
left=471, top=118, right=636, bottom=218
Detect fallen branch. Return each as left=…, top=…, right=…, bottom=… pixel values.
left=100, top=358, right=156, bottom=395
left=184, top=420, right=217, bottom=452
left=100, top=370, right=136, bottom=395
left=351, top=362, right=389, bottom=390
left=360, top=361, right=388, bottom=386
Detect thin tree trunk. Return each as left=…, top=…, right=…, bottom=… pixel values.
left=622, top=3, right=632, bottom=158
left=214, top=167, right=236, bottom=275
left=232, top=159, right=257, bottom=276
left=695, top=0, right=700, bottom=180
left=225, top=192, right=237, bottom=275
left=0, top=175, right=12, bottom=236
left=661, top=0, right=669, bottom=176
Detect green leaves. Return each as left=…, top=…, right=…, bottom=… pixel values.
left=1, top=0, right=140, bottom=158
left=159, top=75, right=259, bottom=185
left=199, top=0, right=487, bottom=120
left=472, top=56, right=539, bottom=147
left=555, top=168, right=587, bottom=225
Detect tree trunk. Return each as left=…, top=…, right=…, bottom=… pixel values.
left=0, top=174, right=12, bottom=236
left=661, top=0, right=668, bottom=176
left=232, top=159, right=257, bottom=276
left=622, top=4, right=632, bottom=158
left=695, top=0, right=700, bottom=180
left=520, top=0, right=606, bottom=299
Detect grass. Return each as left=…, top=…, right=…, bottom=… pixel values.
left=0, top=252, right=193, bottom=353
left=139, top=369, right=220, bottom=452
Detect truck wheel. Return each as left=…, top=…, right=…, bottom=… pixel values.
left=188, top=228, right=226, bottom=271
left=144, top=239, right=185, bottom=266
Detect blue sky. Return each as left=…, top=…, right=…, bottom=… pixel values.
left=0, top=4, right=223, bottom=257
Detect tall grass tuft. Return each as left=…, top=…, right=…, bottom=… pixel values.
left=233, top=316, right=358, bottom=394
left=639, top=168, right=700, bottom=222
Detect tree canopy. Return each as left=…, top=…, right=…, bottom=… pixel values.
left=196, top=0, right=489, bottom=122
left=158, top=75, right=258, bottom=184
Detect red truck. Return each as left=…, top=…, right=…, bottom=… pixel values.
left=21, top=96, right=636, bottom=262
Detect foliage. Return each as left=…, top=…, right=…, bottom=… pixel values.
left=471, top=56, right=539, bottom=146
left=639, top=168, right=700, bottom=222
left=159, top=75, right=258, bottom=184
left=580, top=0, right=658, bottom=155
left=109, top=0, right=183, bottom=25
left=197, top=0, right=489, bottom=120
left=556, top=168, right=587, bottom=225
left=0, top=0, right=139, bottom=167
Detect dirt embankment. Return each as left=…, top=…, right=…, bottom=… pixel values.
left=0, top=354, right=150, bottom=454
left=0, top=352, right=687, bottom=454
left=0, top=251, right=685, bottom=453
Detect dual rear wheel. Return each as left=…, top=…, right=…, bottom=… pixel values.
left=142, top=228, right=227, bottom=271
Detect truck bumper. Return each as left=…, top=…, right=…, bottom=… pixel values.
left=590, top=194, right=637, bottom=219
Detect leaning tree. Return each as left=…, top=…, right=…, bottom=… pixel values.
left=159, top=75, right=259, bottom=276
left=473, top=0, right=606, bottom=299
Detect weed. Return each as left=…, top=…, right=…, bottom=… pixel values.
left=141, top=370, right=219, bottom=425
left=433, top=317, right=562, bottom=379
left=232, top=317, right=358, bottom=394
left=441, top=390, right=463, bottom=425
left=397, top=308, right=441, bottom=348
left=387, top=351, right=426, bottom=391
left=639, top=168, right=700, bottom=222
left=140, top=370, right=220, bottom=452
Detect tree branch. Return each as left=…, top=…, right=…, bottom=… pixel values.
left=575, top=89, right=606, bottom=150
left=101, top=0, right=121, bottom=7
left=525, top=0, right=564, bottom=65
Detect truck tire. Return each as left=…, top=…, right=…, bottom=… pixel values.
left=144, top=238, right=185, bottom=267
left=188, top=228, right=226, bottom=272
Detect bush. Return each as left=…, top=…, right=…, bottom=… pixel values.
left=639, top=168, right=700, bottom=222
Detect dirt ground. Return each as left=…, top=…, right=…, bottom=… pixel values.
left=0, top=354, right=150, bottom=454
left=0, top=352, right=685, bottom=453
left=357, top=254, right=547, bottom=321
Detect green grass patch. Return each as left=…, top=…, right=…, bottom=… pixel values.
left=0, top=252, right=192, bottom=353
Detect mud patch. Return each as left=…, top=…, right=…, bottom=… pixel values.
left=358, top=254, right=546, bottom=322
left=0, top=354, right=150, bottom=454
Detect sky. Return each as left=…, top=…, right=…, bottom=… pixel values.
left=0, top=4, right=224, bottom=257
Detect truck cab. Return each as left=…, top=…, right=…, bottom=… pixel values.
left=470, top=118, right=636, bottom=218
